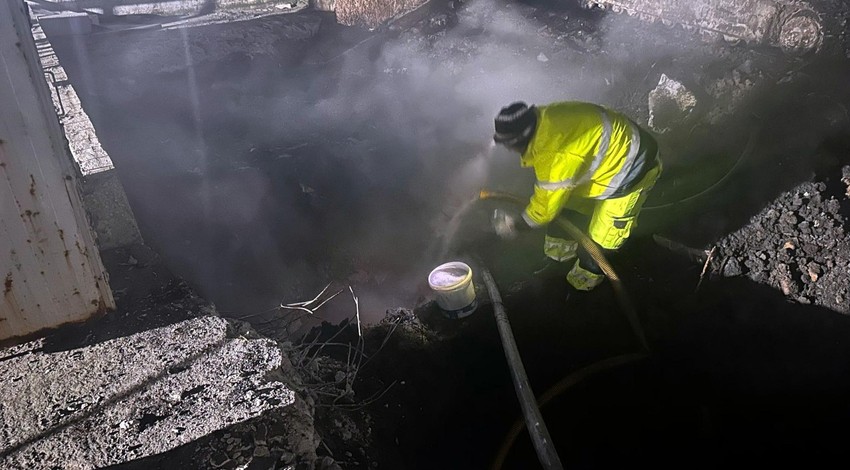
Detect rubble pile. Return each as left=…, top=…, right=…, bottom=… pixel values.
left=714, top=167, right=850, bottom=313
left=191, top=403, right=323, bottom=469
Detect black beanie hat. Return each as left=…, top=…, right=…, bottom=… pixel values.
left=494, top=102, right=537, bottom=146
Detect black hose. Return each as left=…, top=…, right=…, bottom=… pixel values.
left=475, top=191, right=652, bottom=469
left=480, top=267, right=564, bottom=470
left=491, top=353, right=649, bottom=469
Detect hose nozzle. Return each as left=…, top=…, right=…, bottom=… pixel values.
left=478, top=189, right=523, bottom=204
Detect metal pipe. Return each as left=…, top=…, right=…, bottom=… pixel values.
left=480, top=266, right=564, bottom=470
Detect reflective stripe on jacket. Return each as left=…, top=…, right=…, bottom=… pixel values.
left=520, top=102, right=652, bottom=227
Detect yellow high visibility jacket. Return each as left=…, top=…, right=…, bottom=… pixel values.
left=520, top=102, right=653, bottom=227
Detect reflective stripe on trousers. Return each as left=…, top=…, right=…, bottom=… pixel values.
left=586, top=163, right=660, bottom=250
left=544, top=235, right=578, bottom=262
left=567, top=259, right=605, bottom=291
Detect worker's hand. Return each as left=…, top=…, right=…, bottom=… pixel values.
left=492, top=209, right=518, bottom=239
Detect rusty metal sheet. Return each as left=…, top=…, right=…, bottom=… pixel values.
left=1, top=0, right=114, bottom=341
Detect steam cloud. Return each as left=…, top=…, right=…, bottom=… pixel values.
left=81, top=0, right=725, bottom=325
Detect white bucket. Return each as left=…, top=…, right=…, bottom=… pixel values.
left=428, top=261, right=477, bottom=318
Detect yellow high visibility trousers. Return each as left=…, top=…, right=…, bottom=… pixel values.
left=543, top=163, right=661, bottom=290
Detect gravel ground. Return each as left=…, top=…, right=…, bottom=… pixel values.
left=714, top=168, right=850, bottom=313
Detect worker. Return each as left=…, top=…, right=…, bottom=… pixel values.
left=491, top=101, right=661, bottom=291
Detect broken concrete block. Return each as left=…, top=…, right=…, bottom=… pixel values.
left=0, top=316, right=300, bottom=468
left=80, top=171, right=144, bottom=250
left=334, top=0, right=428, bottom=28
left=647, top=73, right=697, bottom=133
left=39, top=12, right=92, bottom=37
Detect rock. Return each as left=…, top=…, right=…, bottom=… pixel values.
left=430, top=14, right=448, bottom=28
left=537, top=52, right=549, bottom=62
left=254, top=445, right=271, bottom=457
left=648, top=74, right=697, bottom=133
left=722, top=257, right=742, bottom=277
left=247, top=453, right=278, bottom=469
left=319, top=456, right=341, bottom=469
left=779, top=277, right=793, bottom=295
left=841, top=166, right=850, bottom=197
left=807, top=266, right=820, bottom=282
left=210, top=451, right=231, bottom=468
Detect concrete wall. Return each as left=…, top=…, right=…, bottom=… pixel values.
left=34, top=19, right=144, bottom=250
left=0, top=0, right=115, bottom=341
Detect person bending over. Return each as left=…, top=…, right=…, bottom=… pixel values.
left=492, top=101, right=662, bottom=291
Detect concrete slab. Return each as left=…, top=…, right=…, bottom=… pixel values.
left=0, top=316, right=298, bottom=469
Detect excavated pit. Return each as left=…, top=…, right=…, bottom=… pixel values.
left=39, top=0, right=850, bottom=467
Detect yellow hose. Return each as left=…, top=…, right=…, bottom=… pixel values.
left=478, top=189, right=649, bottom=352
